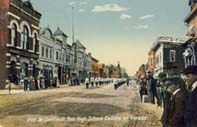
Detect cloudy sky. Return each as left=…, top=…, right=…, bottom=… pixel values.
left=31, top=0, right=189, bottom=76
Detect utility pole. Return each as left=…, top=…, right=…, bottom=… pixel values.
left=72, top=6, right=78, bottom=80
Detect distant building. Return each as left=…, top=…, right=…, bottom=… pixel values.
left=148, top=49, right=156, bottom=74
left=0, top=0, right=41, bottom=89
left=112, top=62, right=122, bottom=78
left=91, top=57, right=99, bottom=78
left=152, top=37, right=185, bottom=77
left=136, top=64, right=146, bottom=80
left=98, top=63, right=105, bottom=78
left=84, top=53, right=92, bottom=79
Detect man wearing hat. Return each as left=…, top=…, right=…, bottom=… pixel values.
left=182, top=66, right=197, bottom=127
left=164, top=77, right=188, bottom=127
left=146, top=71, right=157, bottom=104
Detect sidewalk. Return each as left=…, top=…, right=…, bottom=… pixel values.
left=0, top=84, right=71, bottom=95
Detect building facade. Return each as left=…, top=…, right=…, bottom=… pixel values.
left=39, top=27, right=68, bottom=84
left=0, top=0, right=41, bottom=89
left=98, top=63, right=105, bottom=78
left=183, top=0, right=197, bottom=70
left=152, top=37, right=185, bottom=77
left=39, top=27, right=54, bottom=82
left=91, top=57, right=99, bottom=78
left=148, top=49, right=156, bottom=74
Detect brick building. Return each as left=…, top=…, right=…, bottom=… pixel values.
left=91, top=57, right=99, bottom=77
left=0, top=0, right=41, bottom=89
left=148, top=49, right=155, bottom=74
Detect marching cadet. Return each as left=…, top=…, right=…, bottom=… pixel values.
left=90, top=77, right=94, bottom=87
left=95, top=77, right=98, bottom=87
left=85, top=77, right=90, bottom=89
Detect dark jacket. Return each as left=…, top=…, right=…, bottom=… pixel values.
left=184, top=87, right=197, bottom=127
left=166, top=90, right=186, bottom=127
left=148, top=77, right=156, bottom=93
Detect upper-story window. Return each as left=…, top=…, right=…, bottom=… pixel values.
left=33, top=33, right=37, bottom=53
left=42, top=46, right=44, bottom=57
left=21, top=26, right=29, bottom=50
left=56, top=51, right=59, bottom=60
left=46, top=48, right=49, bottom=58
left=11, top=24, right=17, bottom=47
left=169, top=50, right=176, bottom=62
left=66, top=55, right=70, bottom=63
left=50, top=49, right=52, bottom=59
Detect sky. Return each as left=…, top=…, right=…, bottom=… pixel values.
left=31, top=0, right=189, bottom=76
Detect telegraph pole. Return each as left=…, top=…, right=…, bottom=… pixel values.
left=72, top=6, right=78, bottom=80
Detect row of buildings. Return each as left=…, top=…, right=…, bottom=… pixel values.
left=136, top=0, right=197, bottom=80
left=0, top=0, right=125, bottom=89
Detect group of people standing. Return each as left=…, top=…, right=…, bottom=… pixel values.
left=138, top=69, right=197, bottom=127
left=23, top=77, right=58, bottom=91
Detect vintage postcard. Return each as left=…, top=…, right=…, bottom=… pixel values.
left=0, top=0, right=196, bottom=127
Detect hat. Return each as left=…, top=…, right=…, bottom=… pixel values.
left=182, top=65, right=197, bottom=75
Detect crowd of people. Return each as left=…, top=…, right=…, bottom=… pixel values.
left=138, top=69, right=197, bottom=127
left=23, top=77, right=59, bottom=91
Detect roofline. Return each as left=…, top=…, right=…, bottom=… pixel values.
left=91, top=57, right=99, bottom=62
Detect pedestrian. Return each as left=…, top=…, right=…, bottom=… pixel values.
left=85, top=77, right=89, bottom=89
left=127, top=78, right=130, bottom=86
left=182, top=66, right=197, bottom=127
left=161, top=76, right=188, bottom=127
left=8, top=74, right=13, bottom=95
left=164, top=77, right=187, bottom=127
left=34, top=77, right=39, bottom=90
left=139, top=78, right=147, bottom=102
left=146, top=71, right=157, bottom=104
left=24, top=77, right=29, bottom=91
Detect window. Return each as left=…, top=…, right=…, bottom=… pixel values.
left=11, top=24, right=17, bottom=47
left=56, top=51, right=59, bottom=60
left=46, top=48, right=49, bottom=58
left=21, top=26, right=29, bottom=50
left=42, top=46, right=44, bottom=57
left=66, top=55, right=70, bottom=63
left=50, top=49, right=52, bottom=59
left=170, top=50, right=176, bottom=62
left=33, top=33, right=37, bottom=52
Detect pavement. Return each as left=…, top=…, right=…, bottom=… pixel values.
left=0, top=84, right=70, bottom=95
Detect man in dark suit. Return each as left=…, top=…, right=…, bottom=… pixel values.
left=162, top=77, right=188, bottom=127
left=147, top=71, right=157, bottom=104
left=182, top=66, right=197, bottom=127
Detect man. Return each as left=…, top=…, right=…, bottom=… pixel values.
left=90, top=77, right=94, bottom=87
left=182, top=66, right=197, bottom=127
left=85, top=77, right=89, bottom=89
left=24, top=77, right=29, bottom=91
left=156, top=72, right=166, bottom=108
left=165, top=77, right=187, bottom=127
left=146, top=71, right=157, bottom=104
left=139, top=77, right=147, bottom=102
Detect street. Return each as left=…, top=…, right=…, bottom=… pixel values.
left=0, top=82, right=162, bottom=127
